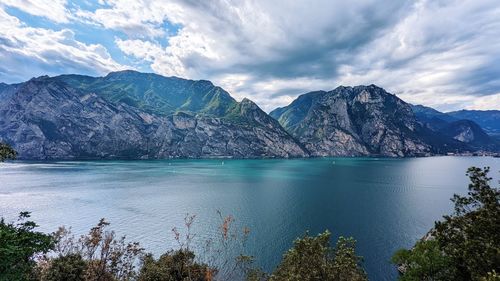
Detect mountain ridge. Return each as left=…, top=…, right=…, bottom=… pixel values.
left=1, top=71, right=498, bottom=159
left=0, top=72, right=308, bottom=159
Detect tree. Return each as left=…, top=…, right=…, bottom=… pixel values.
left=0, top=142, right=16, bottom=162
left=138, top=250, right=214, bottom=281
left=42, top=254, right=87, bottom=281
left=393, top=167, right=500, bottom=281
left=0, top=212, right=55, bottom=280
left=391, top=239, right=454, bottom=281
left=44, top=219, right=145, bottom=281
left=434, top=167, right=500, bottom=280
left=269, top=231, right=366, bottom=281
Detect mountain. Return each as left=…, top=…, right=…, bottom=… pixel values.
left=270, top=85, right=436, bottom=157
left=2, top=72, right=497, bottom=160
left=0, top=72, right=307, bottom=159
left=411, top=104, right=458, bottom=130
left=56, top=71, right=237, bottom=117
left=447, top=110, right=500, bottom=136
left=411, top=104, right=498, bottom=150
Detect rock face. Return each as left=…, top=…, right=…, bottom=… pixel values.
left=2, top=71, right=497, bottom=160
left=0, top=72, right=307, bottom=159
left=411, top=104, right=498, bottom=151
left=270, top=85, right=432, bottom=157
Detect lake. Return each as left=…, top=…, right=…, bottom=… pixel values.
left=1, top=156, right=499, bottom=280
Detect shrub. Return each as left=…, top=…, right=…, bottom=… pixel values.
left=393, top=167, right=500, bottom=280
left=269, top=231, right=366, bottom=281
left=42, top=254, right=87, bottom=281
left=0, top=142, right=16, bottom=162
left=0, top=212, right=54, bottom=280
left=138, top=250, right=213, bottom=281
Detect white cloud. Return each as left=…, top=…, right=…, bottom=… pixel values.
left=334, top=0, right=500, bottom=111
left=1, top=0, right=70, bottom=23
left=464, top=93, right=500, bottom=111
left=0, top=7, right=127, bottom=82
left=84, top=0, right=410, bottom=106
left=2, top=0, right=500, bottom=111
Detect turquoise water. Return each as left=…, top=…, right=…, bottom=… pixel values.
left=0, top=157, right=499, bottom=280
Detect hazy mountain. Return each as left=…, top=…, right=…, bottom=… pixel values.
left=411, top=104, right=498, bottom=150
left=0, top=72, right=307, bottom=159
left=270, top=85, right=435, bottom=157
left=447, top=110, right=500, bottom=136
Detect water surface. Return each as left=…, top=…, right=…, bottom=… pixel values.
left=1, top=157, right=499, bottom=280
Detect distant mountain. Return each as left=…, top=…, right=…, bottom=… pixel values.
left=1, top=72, right=498, bottom=159
left=271, top=85, right=437, bottom=157
left=411, top=104, right=458, bottom=127
left=411, top=104, right=498, bottom=150
left=0, top=71, right=307, bottom=159
left=447, top=110, right=500, bottom=136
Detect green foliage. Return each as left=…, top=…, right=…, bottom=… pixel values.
left=331, top=237, right=368, bottom=281
left=434, top=166, right=500, bottom=280
left=269, top=231, right=366, bottom=281
left=393, top=166, right=500, bottom=281
left=0, top=212, right=55, bottom=281
left=138, top=250, right=214, bottom=281
left=0, top=142, right=17, bottom=162
left=0, top=210, right=368, bottom=281
left=58, top=72, right=238, bottom=117
left=391, top=239, right=454, bottom=281
left=42, top=254, right=87, bottom=281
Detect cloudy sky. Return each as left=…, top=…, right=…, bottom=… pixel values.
left=1, top=0, right=499, bottom=112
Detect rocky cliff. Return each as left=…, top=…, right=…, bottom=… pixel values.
left=0, top=73, right=307, bottom=159
left=270, top=85, right=434, bottom=157
left=2, top=72, right=497, bottom=160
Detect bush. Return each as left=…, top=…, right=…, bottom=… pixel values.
left=0, top=142, right=17, bottom=162
left=38, top=219, right=144, bottom=281
left=393, top=167, right=500, bottom=280
left=0, top=212, right=54, bottom=280
left=392, top=239, right=454, bottom=280
left=42, top=254, right=87, bottom=281
left=138, top=250, right=214, bottom=281
left=269, top=231, right=366, bottom=281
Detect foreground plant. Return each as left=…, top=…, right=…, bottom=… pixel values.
left=1, top=211, right=368, bottom=280
left=269, top=231, right=367, bottom=281
left=0, top=142, right=17, bottom=162
left=393, top=167, right=500, bottom=280
left=0, top=212, right=54, bottom=280
left=36, top=219, right=144, bottom=281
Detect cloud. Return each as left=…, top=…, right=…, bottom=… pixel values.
left=464, top=93, right=500, bottom=111
left=1, top=0, right=70, bottom=23
left=84, top=0, right=413, bottom=110
left=0, top=7, right=127, bottom=83
left=334, top=0, right=500, bottom=111
left=2, top=0, right=500, bottom=111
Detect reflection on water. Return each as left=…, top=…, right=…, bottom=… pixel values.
left=0, top=156, right=499, bottom=280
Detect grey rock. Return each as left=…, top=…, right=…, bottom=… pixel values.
left=270, top=85, right=432, bottom=157
left=0, top=75, right=307, bottom=159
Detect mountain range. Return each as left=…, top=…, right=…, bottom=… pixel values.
left=0, top=70, right=498, bottom=159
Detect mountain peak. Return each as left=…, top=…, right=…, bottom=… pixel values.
left=271, top=85, right=432, bottom=157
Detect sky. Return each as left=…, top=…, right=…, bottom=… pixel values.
left=1, top=0, right=500, bottom=112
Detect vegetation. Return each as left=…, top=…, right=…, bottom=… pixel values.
left=269, top=231, right=366, bottom=281
left=0, top=142, right=17, bottom=162
left=0, top=212, right=54, bottom=280
left=0, top=212, right=365, bottom=281
left=393, top=167, right=500, bottom=280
